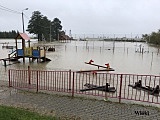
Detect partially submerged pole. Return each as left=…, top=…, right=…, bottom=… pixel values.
left=3, top=59, right=7, bottom=67
left=151, top=52, right=153, bottom=66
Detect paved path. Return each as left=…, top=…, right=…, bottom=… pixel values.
left=0, top=81, right=160, bottom=120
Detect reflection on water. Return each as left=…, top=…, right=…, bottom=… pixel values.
left=0, top=39, right=160, bottom=75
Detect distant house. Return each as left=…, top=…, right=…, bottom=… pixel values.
left=59, top=31, right=72, bottom=40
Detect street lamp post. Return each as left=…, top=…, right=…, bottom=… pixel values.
left=22, top=8, right=28, bottom=33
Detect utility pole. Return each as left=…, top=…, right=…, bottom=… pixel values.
left=22, top=8, right=28, bottom=33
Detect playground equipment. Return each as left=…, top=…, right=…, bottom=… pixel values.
left=80, top=83, right=116, bottom=92
left=77, top=59, right=114, bottom=74
left=77, top=59, right=115, bottom=73
left=128, top=80, right=160, bottom=95
left=1, top=33, right=51, bottom=67
left=85, top=60, right=113, bottom=70
left=0, top=42, right=16, bottom=49
left=15, top=33, right=51, bottom=63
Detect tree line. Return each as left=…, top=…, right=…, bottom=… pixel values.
left=142, top=29, right=160, bottom=45
left=0, top=11, right=64, bottom=41
left=0, top=30, right=18, bottom=38
left=27, top=11, right=63, bottom=41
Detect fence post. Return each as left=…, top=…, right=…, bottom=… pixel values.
left=8, top=69, right=12, bottom=87
left=69, top=69, right=71, bottom=90
left=28, top=66, right=31, bottom=85
left=104, top=83, right=108, bottom=101
left=119, top=74, right=123, bottom=103
left=36, top=71, right=39, bottom=92
left=72, top=72, right=75, bottom=97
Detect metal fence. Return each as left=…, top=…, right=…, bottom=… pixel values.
left=8, top=68, right=160, bottom=105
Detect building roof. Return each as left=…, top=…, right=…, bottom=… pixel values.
left=15, top=33, right=30, bottom=40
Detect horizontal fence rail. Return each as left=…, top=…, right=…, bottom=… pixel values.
left=8, top=68, right=160, bottom=105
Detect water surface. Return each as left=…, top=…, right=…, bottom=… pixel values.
left=0, top=39, right=160, bottom=75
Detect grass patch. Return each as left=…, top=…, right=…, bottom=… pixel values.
left=0, top=105, right=56, bottom=120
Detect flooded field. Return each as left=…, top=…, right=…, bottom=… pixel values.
left=0, top=39, right=160, bottom=75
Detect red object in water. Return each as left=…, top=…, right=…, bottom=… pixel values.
left=88, top=59, right=94, bottom=64
left=105, top=63, right=110, bottom=68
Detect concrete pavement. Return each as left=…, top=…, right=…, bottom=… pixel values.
left=0, top=81, right=160, bottom=120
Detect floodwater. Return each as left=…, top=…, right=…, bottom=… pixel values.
left=0, top=39, right=160, bottom=76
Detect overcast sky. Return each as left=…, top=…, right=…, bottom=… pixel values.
left=0, top=0, right=160, bottom=36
